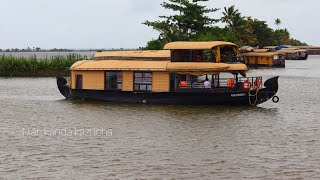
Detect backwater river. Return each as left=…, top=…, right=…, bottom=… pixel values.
left=0, top=56, right=320, bottom=179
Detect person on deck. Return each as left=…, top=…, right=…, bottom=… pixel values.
left=204, top=79, right=211, bottom=88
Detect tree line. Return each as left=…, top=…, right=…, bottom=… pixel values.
left=0, top=47, right=78, bottom=52
left=143, top=0, right=307, bottom=50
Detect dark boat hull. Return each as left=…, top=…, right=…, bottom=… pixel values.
left=57, top=77, right=279, bottom=106
left=286, top=54, right=308, bottom=60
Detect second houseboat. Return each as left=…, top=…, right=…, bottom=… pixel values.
left=240, top=48, right=286, bottom=68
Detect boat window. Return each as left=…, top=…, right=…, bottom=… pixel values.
left=171, top=50, right=191, bottom=62
left=172, top=50, right=211, bottom=62
left=105, top=71, right=122, bottom=90
left=220, top=46, right=238, bottom=63
left=192, top=50, right=211, bottom=62
left=134, top=72, right=152, bottom=92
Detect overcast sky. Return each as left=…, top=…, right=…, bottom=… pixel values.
left=0, top=0, right=319, bottom=49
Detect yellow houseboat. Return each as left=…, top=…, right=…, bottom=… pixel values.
left=240, top=49, right=286, bottom=68
left=57, top=41, right=280, bottom=105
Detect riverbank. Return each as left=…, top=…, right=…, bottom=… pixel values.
left=0, top=54, right=88, bottom=77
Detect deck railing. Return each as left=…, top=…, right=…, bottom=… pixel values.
left=179, top=77, right=263, bottom=90
left=174, top=56, right=242, bottom=63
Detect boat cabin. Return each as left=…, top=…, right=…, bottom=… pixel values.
left=69, top=41, right=248, bottom=93
left=165, top=41, right=241, bottom=63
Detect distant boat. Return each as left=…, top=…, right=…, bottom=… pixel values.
left=264, top=46, right=308, bottom=60
left=277, top=47, right=308, bottom=60
left=57, top=41, right=280, bottom=105
left=240, top=47, right=286, bottom=68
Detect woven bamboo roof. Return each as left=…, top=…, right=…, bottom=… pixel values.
left=70, top=60, right=169, bottom=71
left=167, top=62, right=247, bottom=71
left=241, top=52, right=284, bottom=57
left=296, top=46, right=320, bottom=49
left=254, top=49, right=269, bottom=53
left=239, top=46, right=254, bottom=52
left=264, top=46, right=277, bottom=49
left=70, top=60, right=247, bottom=72
left=94, top=50, right=170, bottom=60
left=164, top=41, right=237, bottom=50
left=278, top=48, right=307, bottom=53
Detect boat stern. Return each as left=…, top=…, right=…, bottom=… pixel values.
left=56, top=77, right=71, bottom=98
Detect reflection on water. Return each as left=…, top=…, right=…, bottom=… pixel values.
left=0, top=57, right=320, bottom=179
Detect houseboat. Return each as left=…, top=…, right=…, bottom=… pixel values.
left=296, top=46, right=320, bottom=55
left=57, top=41, right=280, bottom=105
left=240, top=48, right=286, bottom=68
left=277, top=47, right=308, bottom=60
left=264, top=46, right=308, bottom=60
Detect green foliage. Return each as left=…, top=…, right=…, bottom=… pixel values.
left=221, top=6, right=257, bottom=46
left=275, top=18, right=282, bottom=29
left=274, top=29, right=290, bottom=45
left=221, top=5, right=307, bottom=47
left=235, top=17, right=257, bottom=46
left=221, top=5, right=240, bottom=34
left=144, top=2, right=308, bottom=48
left=143, top=0, right=219, bottom=42
left=194, top=27, right=238, bottom=43
left=0, top=54, right=87, bottom=77
left=251, top=19, right=275, bottom=47
left=145, top=39, right=165, bottom=50
left=288, top=39, right=308, bottom=46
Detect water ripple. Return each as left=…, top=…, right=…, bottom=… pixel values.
left=1, top=57, right=320, bottom=178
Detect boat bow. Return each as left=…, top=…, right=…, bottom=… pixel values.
left=253, top=76, right=279, bottom=105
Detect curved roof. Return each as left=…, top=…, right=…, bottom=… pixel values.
left=70, top=60, right=169, bottom=71
left=254, top=49, right=269, bottom=53
left=278, top=48, right=307, bottom=53
left=239, top=46, right=254, bottom=52
left=296, top=46, right=320, bottom=49
left=167, top=62, right=246, bottom=72
left=70, top=60, right=247, bottom=72
left=164, top=41, right=237, bottom=50
left=264, top=46, right=277, bottom=49
left=241, top=52, right=284, bottom=57
left=94, top=50, right=170, bottom=60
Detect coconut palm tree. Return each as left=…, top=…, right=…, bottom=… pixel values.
left=275, top=18, right=282, bottom=29
left=221, top=5, right=241, bottom=34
